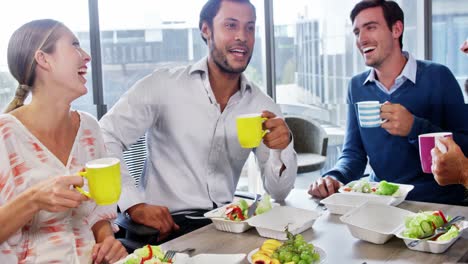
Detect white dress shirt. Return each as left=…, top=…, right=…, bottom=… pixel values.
left=100, top=57, right=297, bottom=213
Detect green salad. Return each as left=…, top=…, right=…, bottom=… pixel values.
left=376, top=180, right=399, bottom=195
left=402, top=211, right=460, bottom=241
left=123, top=245, right=170, bottom=264
left=224, top=194, right=272, bottom=221
left=344, top=180, right=400, bottom=196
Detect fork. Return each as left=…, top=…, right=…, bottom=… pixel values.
left=247, top=194, right=261, bottom=218
left=163, top=248, right=196, bottom=262
left=408, top=215, right=465, bottom=247
left=162, top=250, right=176, bottom=262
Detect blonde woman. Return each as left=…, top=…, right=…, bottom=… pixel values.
left=0, top=19, right=126, bottom=263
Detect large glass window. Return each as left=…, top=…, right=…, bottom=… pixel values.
left=98, top=0, right=265, bottom=110
left=98, top=0, right=265, bottom=192
left=432, top=0, right=468, bottom=102
left=274, top=0, right=362, bottom=129
left=274, top=0, right=423, bottom=129
left=0, top=1, right=93, bottom=114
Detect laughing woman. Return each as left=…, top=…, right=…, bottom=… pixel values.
left=0, top=20, right=126, bottom=263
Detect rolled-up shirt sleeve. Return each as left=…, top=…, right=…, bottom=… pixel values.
left=256, top=131, right=297, bottom=202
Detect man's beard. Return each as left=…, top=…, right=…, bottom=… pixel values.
left=210, top=39, right=252, bottom=74
left=363, top=52, right=385, bottom=69
left=365, top=59, right=381, bottom=68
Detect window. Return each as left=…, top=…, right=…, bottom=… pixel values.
left=98, top=0, right=265, bottom=110
left=0, top=1, right=94, bottom=114
left=274, top=0, right=424, bottom=129
left=432, top=0, right=468, bottom=101
left=273, top=0, right=362, bottom=129
left=98, top=0, right=265, bottom=192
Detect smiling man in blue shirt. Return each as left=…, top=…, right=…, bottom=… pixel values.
left=309, top=0, right=467, bottom=205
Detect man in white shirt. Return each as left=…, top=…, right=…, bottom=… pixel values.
left=100, top=0, right=297, bottom=241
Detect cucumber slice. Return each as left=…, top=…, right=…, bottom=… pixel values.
left=420, top=220, right=433, bottom=235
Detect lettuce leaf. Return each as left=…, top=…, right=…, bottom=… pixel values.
left=123, top=255, right=139, bottom=264
left=129, top=245, right=165, bottom=263
left=239, top=199, right=249, bottom=216
left=437, top=226, right=460, bottom=241
left=403, top=211, right=446, bottom=239
left=255, top=194, right=272, bottom=215
left=351, top=180, right=372, bottom=193
left=376, top=180, right=399, bottom=195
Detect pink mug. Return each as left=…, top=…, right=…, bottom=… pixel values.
left=418, top=132, right=452, bottom=173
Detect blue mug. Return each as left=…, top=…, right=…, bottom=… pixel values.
left=357, top=101, right=387, bottom=128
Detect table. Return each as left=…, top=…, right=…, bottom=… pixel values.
left=161, top=189, right=468, bottom=264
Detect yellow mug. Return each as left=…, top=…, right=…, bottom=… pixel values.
left=236, top=113, right=268, bottom=148
left=76, top=157, right=121, bottom=205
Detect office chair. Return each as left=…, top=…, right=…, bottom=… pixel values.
left=285, top=115, right=328, bottom=173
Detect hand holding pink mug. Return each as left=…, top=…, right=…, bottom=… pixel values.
left=418, top=132, right=452, bottom=173
left=430, top=137, right=468, bottom=187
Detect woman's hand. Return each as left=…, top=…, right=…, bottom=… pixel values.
left=30, top=175, right=88, bottom=213
left=92, top=236, right=127, bottom=264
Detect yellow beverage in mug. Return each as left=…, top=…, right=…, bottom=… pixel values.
left=236, top=113, right=268, bottom=148
left=76, top=157, right=121, bottom=205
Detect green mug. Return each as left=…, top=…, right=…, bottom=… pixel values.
left=76, top=157, right=121, bottom=205
left=236, top=113, right=268, bottom=148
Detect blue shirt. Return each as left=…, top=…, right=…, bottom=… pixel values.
left=325, top=56, right=468, bottom=205
left=364, top=52, right=417, bottom=94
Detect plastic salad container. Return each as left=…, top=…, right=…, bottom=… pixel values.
left=246, top=206, right=321, bottom=240
left=320, top=192, right=393, bottom=215
left=338, top=180, right=414, bottom=206
left=339, top=202, right=413, bottom=244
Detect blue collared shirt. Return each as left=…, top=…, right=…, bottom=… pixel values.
left=363, top=51, right=417, bottom=94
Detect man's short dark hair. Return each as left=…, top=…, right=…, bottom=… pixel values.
left=350, top=0, right=404, bottom=50
left=199, top=0, right=255, bottom=44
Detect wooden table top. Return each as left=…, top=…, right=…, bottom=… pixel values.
left=161, top=189, right=468, bottom=264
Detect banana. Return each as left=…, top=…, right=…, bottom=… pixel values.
left=263, top=239, right=282, bottom=248
left=270, top=259, right=280, bottom=264
left=252, top=251, right=271, bottom=264
left=252, top=239, right=283, bottom=264
left=252, top=251, right=269, bottom=259
left=259, top=247, right=275, bottom=257
left=260, top=239, right=282, bottom=254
